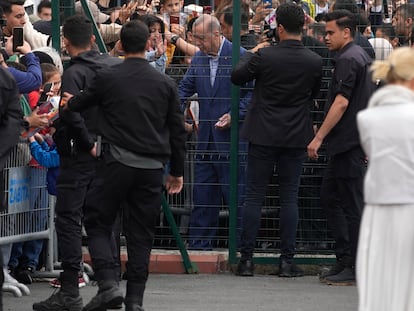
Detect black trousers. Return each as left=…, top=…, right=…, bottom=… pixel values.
left=55, top=155, right=98, bottom=272
left=0, top=245, right=3, bottom=311
left=84, top=155, right=163, bottom=295
left=320, top=147, right=366, bottom=267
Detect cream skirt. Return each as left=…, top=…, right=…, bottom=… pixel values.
left=357, top=204, right=414, bottom=311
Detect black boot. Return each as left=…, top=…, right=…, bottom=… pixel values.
left=82, top=280, right=124, bottom=311
left=278, top=259, right=304, bottom=278
left=124, top=297, right=145, bottom=311
left=325, top=267, right=356, bottom=286
left=125, top=282, right=145, bottom=306
left=319, top=259, right=345, bottom=283
left=236, top=259, right=254, bottom=277
left=33, top=271, right=83, bottom=311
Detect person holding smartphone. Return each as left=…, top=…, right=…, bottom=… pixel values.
left=0, top=0, right=50, bottom=49
left=6, top=58, right=62, bottom=288
left=0, top=37, right=49, bottom=135
left=1, top=35, right=43, bottom=94
left=159, top=0, right=188, bottom=65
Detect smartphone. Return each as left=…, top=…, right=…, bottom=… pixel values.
left=38, top=82, right=53, bottom=105
left=169, top=15, right=180, bottom=25
left=263, top=0, right=272, bottom=7
left=12, top=27, right=24, bottom=52
left=37, top=101, right=54, bottom=115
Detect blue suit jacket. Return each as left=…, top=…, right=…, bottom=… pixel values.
left=179, top=38, right=252, bottom=155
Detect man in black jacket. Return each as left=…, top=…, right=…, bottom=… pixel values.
left=33, top=15, right=121, bottom=311
left=62, top=20, right=186, bottom=311
left=0, top=66, right=22, bottom=311
left=231, top=3, right=323, bottom=277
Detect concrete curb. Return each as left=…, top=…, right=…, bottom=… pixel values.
left=83, top=248, right=334, bottom=275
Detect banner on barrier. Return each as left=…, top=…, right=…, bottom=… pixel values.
left=7, top=167, right=30, bottom=213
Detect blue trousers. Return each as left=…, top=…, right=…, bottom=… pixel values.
left=240, top=144, right=305, bottom=262
left=189, top=155, right=246, bottom=249
left=9, top=168, right=48, bottom=270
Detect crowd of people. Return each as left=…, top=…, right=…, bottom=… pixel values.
left=0, top=0, right=413, bottom=310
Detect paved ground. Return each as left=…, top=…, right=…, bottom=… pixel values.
left=3, top=273, right=358, bottom=311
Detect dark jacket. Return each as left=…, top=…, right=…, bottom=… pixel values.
left=179, top=38, right=252, bottom=155
left=231, top=39, right=323, bottom=148
left=0, top=67, right=23, bottom=166
left=54, top=50, right=121, bottom=158
left=68, top=57, right=187, bottom=176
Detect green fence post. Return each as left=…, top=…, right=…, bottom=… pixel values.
left=162, top=195, right=198, bottom=273
left=79, top=0, right=107, bottom=53
left=51, top=0, right=62, bottom=52
left=53, top=1, right=106, bottom=54
left=228, top=0, right=242, bottom=265
left=59, top=0, right=75, bottom=18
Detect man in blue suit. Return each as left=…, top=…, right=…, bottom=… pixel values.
left=179, top=14, right=252, bottom=250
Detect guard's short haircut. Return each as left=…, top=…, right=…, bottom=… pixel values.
left=0, top=0, right=25, bottom=14
left=63, top=15, right=93, bottom=49
left=120, top=20, right=149, bottom=54
left=276, top=3, right=305, bottom=35
left=325, top=9, right=356, bottom=38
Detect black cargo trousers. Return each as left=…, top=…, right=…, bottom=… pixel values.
left=55, top=152, right=120, bottom=277
left=84, top=150, right=163, bottom=305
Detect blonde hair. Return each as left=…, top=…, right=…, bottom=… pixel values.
left=371, top=47, right=414, bottom=84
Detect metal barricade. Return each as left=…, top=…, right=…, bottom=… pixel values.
left=0, top=141, right=58, bottom=296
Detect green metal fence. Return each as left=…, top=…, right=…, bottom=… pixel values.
left=48, top=1, right=366, bottom=268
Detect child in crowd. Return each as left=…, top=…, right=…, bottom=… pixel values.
left=136, top=14, right=168, bottom=73
left=159, top=0, right=187, bottom=65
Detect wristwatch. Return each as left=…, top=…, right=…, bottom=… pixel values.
left=171, top=35, right=180, bottom=45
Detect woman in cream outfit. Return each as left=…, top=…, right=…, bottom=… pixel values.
left=356, top=47, right=414, bottom=311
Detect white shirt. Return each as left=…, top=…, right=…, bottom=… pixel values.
left=209, top=37, right=224, bottom=87
left=357, top=84, right=414, bottom=204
